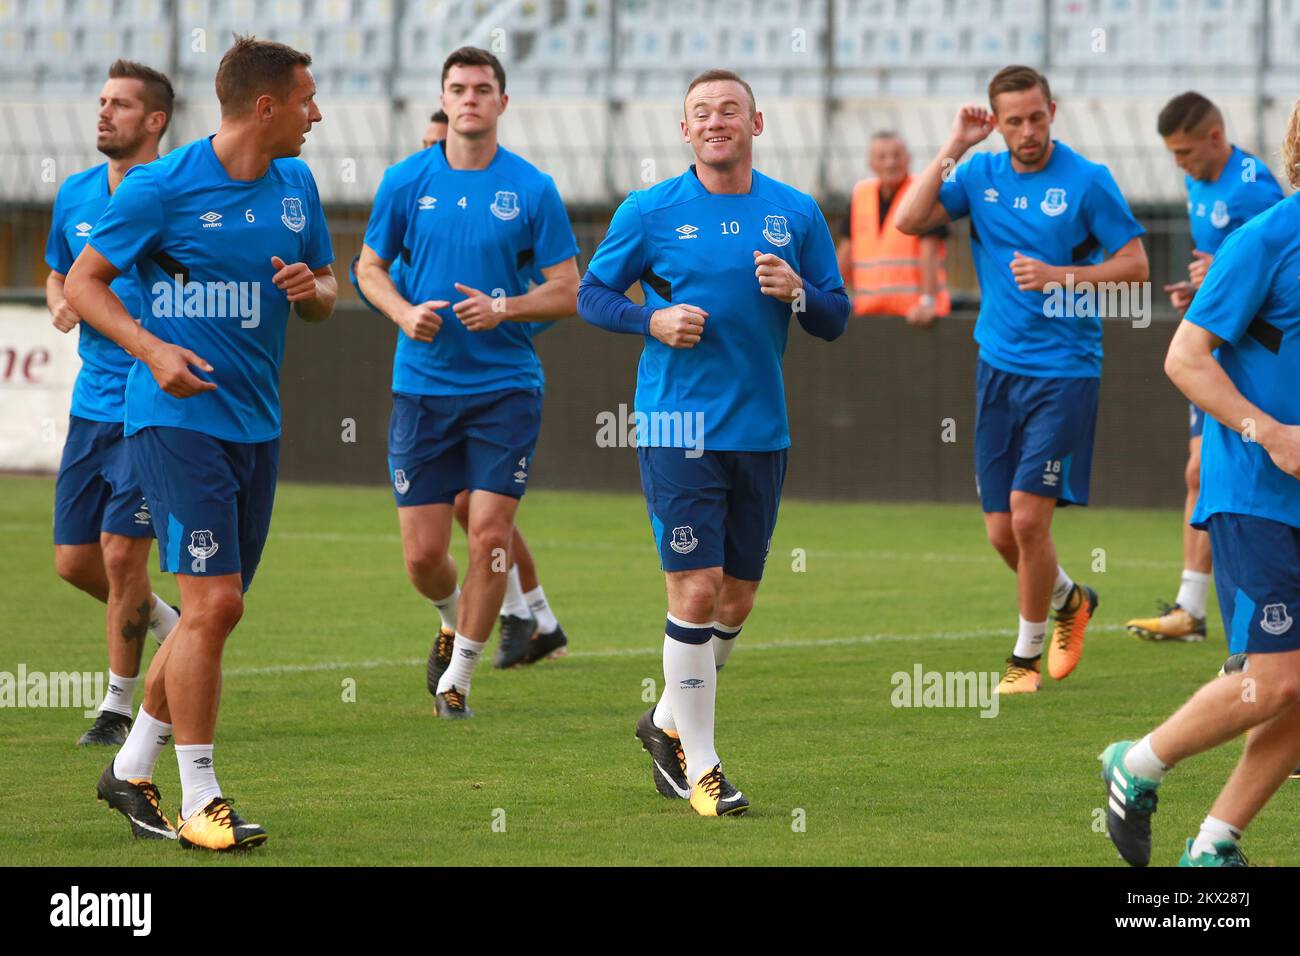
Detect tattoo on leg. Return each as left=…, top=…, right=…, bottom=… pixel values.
left=121, top=600, right=151, bottom=647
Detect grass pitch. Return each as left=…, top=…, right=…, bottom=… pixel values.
left=1, top=474, right=1290, bottom=866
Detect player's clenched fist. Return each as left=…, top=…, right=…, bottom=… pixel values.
left=51, top=300, right=82, bottom=333
left=397, top=300, right=447, bottom=342
left=453, top=282, right=503, bottom=331
left=1263, top=423, right=1300, bottom=481
left=950, top=105, right=997, bottom=151
left=753, top=251, right=803, bottom=303
left=145, top=342, right=216, bottom=399
left=1010, top=251, right=1057, bottom=292
left=1163, top=280, right=1193, bottom=314
left=649, top=304, right=708, bottom=349
left=270, top=256, right=319, bottom=302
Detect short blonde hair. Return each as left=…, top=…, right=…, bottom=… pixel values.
left=1283, top=99, right=1300, bottom=188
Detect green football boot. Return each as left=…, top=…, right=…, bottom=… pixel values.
left=1178, top=838, right=1248, bottom=867
left=1099, top=740, right=1161, bottom=867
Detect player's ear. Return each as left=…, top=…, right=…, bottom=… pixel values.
left=752, top=111, right=764, bottom=137
left=255, top=93, right=275, bottom=123
left=498, top=92, right=508, bottom=115
left=1048, top=100, right=1057, bottom=123
left=680, top=118, right=690, bottom=144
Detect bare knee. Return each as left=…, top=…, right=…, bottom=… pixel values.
left=186, top=585, right=244, bottom=639
left=986, top=521, right=1016, bottom=557
left=101, top=538, right=148, bottom=589
left=670, top=571, right=723, bottom=622
left=468, top=520, right=512, bottom=569
left=1185, top=454, right=1201, bottom=496
left=1011, top=509, right=1050, bottom=547
left=55, top=547, right=103, bottom=595
left=717, top=586, right=756, bottom=624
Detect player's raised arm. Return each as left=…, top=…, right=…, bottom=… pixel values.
left=66, top=244, right=215, bottom=398
left=895, top=105, right=995, bottom=236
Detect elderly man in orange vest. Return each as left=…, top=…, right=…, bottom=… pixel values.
left=837, top=130, right=951, bottom=326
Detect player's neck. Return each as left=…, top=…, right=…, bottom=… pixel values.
left=1010, top=139, right=1054, bottom=174
left=1203, top=144, right=1233, bottom=183
left=211, top=126, right=276, bottom=181
left=105, top=148, right=157, bottom=193
left=694, top=160, right=753, bottom=195
left=443, top=130, right=498, bottom=171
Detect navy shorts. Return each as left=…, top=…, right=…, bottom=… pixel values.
left=637, top=446, right=787, bottom=582
left=388, top=388, right=543, bottom=506
left=1189, top=402, right=1205, bottom=440
left=1208, top=513, right=1300, bottom=655
left=127, top=426, right=279, bottom=593
left=54, top=416, right=154, bottom=545
left=974, top=359, right=1099, bottom=513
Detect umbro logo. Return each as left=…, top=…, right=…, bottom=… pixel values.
left=200, top=211, right=223, bottom=228
left=679, top=678, right=705, bottom=688
left=675, top=224, right=699, bottom=239
left=75, top=221, right=93, bottom=237
left=983, top=188, right=999, bottom=203
left=192, top=756, right=213, bottom=768
left=417, top=195, right=436, bottom=210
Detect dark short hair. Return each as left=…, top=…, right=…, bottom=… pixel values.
left=107, top=59, right=174, bottom=134
left=871, top=129, right=903, bottom=143
left=684, top=69, right=756, bottom=116
left=988, top=65, right=1052, bottom=111
left=441, top=47, right=506, bottom=94
left=215, top=34, right=312, bottom=116
left=430, top=109, right=448, bottom=124
left=1158, top=91, right=1223, bottom=137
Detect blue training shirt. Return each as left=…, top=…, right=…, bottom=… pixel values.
left=363, top=142, right=578, bottom=396
left=583, top=166, right=845, bottom=452
left=939, top=140, right=1145, bottom=378
left=45, top=162, right=145, bottom=423
left=88, top=135, right=333, bottom=443
left=1186, top=192, right=1300, bottom=531
left=1185, top=145, right=1284, bottom=255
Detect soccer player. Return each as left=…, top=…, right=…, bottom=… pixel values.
left=356, top=47, right=579, bottom=718
left=348, top=106, right=571, bottom=672
left=47, top=60, right=181, bottom=746
left=1100, top=100, right=1300, bottom=867
left=64, top=36, right=336, bottom=850
left=895, top=65, right=1149, bottom=694
left=1125, top=92, right=1284, bottom=645
left=579, top=69, right=848, bottom=816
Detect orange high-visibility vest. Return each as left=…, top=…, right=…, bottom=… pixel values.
left=849, top=175, right=951, bottom=317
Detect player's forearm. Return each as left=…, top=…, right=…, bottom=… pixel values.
left=45, top=271, right=67, bottom=315
left=896, top=140, right=965, bottom=235
left=503, top=275, right=578, bottom=322
left=577, top=273, right=653, bottom=335
left=294, top=274, right=337, bottom=323
left=1166, top=334, right=1277, bottom=444
left=920, top=239, right=940, bottom=297
left=356, top=258, right=412, bottom=324
left=795, top=283, right=850, bottom=341
left=1054, top=248, right=1149, bottom=287
left=65, top=274, right=159, bottom=360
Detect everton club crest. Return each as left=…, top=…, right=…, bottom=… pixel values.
left=669, top=525, right=699, bottom=554
left=1039, top=187, right=1068, bottom=217
left=762, top=214, right=791, bottom=247
left=188, top=530, right=219, bottom=561
left=490, top=190, right=520, bottom=221
left=281, top=196, right=306, bottom=233
left=1261, top=603, right=1293, bottom=636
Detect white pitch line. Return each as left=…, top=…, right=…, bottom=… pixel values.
left=222, top=624, right=1131, bottom=677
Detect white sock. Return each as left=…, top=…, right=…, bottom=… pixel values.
left=1175, top=570, right=1212, bottom=621
left=1050, top=566, right=1075, bottom=611
left=148, top=595, right=179, bottom=644
left=113, top=707, right=172, bottom=780
left=524, top=585, right=559, bottom=634
left=1012, top=616, right=1047, bottom=660
left=177, top=743, right=222, bottom=819
left=99, top=670, right=137, bottom=718
left=1122, top=733, right=1170, bottom=781
left=431, top=587, right=460, bottom=632
left=500, top=566, right=530, bottom=618
left=712, top=621, right=742, bottom=670
left=662, top=616, right=719, bottom=787
left=437, top=632, right=485, bottom=694
left=1191, top=815, right=1242, bottom=858
left=652, top=690, right=676, bottom=732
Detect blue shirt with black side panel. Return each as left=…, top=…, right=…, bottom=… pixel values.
left=45, top=162, right=146, bottom=423
left=87, top=135, right=334, bottom=443
left=939, top=140, right=1145, bottom=379
left=583, top=166, right=846, bottom=453
left=1185, top=145, right=1284, bottom=255
left=363, top=141, right=579, bottom=397
left=1186, top=192, right=1300, bottom=531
